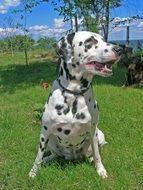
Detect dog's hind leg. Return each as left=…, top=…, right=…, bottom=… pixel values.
left=29, top=126, right=50, bottom=178
left=89, top=129, right=108, bottom=179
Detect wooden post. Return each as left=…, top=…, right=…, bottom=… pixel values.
left=126, top=26, right=130, bottom=46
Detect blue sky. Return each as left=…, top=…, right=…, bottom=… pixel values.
left=0, top=0, right=143, bottom=40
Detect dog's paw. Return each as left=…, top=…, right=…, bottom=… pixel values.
left=29, top=170, right=36, bottom=178
left=97, top=167, right=108, bottom=179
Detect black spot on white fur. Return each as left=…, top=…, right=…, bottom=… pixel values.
left=40, top=143, right=44, bottom=152
left=44, top=126, right=48, bottom=130
left=41, top=137, right=45, bottom=142
left=72, top=64, right=76, bottom=68
left=76, top=112, right=86, bottom=120
left=104, top=49, right=108, bottom=53
left=66, top=33, right=75, bottom=45
left=55, top=105, right=64, bottom=110
left=63, top=106, right=70, bottom=115
left=80, top=77, right=89, bottom=88
left=57, top=136, right=62, bottom=142
left=60, top=67, right=64, bottom=76
left=64, top=129, right=71, bottom=135
left=57, top=128, right=62, bottom=132
left=72, top=99, right=78, bottom=115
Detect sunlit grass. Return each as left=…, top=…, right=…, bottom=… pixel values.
left=0, top=53, right=143, bottom=190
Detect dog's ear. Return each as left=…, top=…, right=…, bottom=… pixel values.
left=56, top=33, right=75, bottom=62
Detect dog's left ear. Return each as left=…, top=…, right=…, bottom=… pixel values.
left=56, top=33, right=75, bottom=62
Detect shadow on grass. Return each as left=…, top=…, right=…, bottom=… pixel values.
left=0, top=60, right=58, bottom=94
left=0, top=60, right=127, bottom=94
left=42, top=154, right=88, bottom=170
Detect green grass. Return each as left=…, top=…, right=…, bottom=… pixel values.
left=0, top=53, right=143, bottom=190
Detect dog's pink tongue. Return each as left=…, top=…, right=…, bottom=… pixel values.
left=86, top=62, right=95, bottom=69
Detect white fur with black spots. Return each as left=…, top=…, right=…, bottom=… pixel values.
left=29, top=31, right=122, bottom=179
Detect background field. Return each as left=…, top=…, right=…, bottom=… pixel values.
left=0, top=53, right=143, bottom=190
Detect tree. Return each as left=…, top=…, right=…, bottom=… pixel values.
left=1, top=17, right=17, bottom=56
left=13, top=0, right=49, bottom=64
left=37, top=37, right=56, bottom=50
left=0, top=35, right=35, bottom=53
left=52, top=0, right=122, bottom=39
left=102, top=0, right=122, bottom=41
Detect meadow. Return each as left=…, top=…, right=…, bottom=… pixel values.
left=0, top=52, right=143, bottom=190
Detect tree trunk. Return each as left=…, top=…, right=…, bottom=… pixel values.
left=10, top=38, right=14, bottom=57
left=74, top=14, right=78, bottom=32
left=24, top=44, right=28, bottom=65
left=104, top=0, right=110, bottom=42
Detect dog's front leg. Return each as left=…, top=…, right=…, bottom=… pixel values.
left=90, top=132, right=108, bottom=179
left=29, top=127, right=50, bottom=178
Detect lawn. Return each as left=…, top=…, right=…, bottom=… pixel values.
left=0, top=53, right=143, bottom=190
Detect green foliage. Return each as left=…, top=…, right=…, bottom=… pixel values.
left=82, top=15, right=98, bottom=32
left=134, top=48, right=143, bottom=62
left=37, top=37, right=56, bottom=50
left=0, top=35, right=57, bottom=53
left=13, top=0, right=49, bottom=14
left=0, top=35, right=34, bottom=53
left=52, top=0, right=123, bottom=34
left=108, top=0, right=122, bottom=8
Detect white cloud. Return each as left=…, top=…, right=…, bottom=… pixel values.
left=111, top=16, right=142, bottom=28
left=0, top=24, right=66, bottom=39
left=29, top=25, right=49, bottom=32
left=0, top=27, right=23, bottom=38
left=28, top=25, right=66, bottom=38
left=0, top=0, right=20, bottom=14
left=138, top=22, right=143, bottom=27
left=54, top=18, right=65, bottom=28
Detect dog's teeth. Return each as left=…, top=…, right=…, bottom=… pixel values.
left=106, top=64, right=112, bottom=69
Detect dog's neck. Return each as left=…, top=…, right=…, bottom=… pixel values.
left=57, top=59, right=93, bottom=93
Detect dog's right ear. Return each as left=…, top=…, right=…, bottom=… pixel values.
left=56, top=33, right=75, bottom=62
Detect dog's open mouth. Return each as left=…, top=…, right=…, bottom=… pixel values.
left=85, top=60, right=116, bottom=75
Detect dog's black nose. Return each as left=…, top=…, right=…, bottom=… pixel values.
left=113, top=46, right=123, bottom=56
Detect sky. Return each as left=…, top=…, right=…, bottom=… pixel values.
left=0, top=0, right=143, bottom=40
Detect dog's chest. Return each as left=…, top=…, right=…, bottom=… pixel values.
left=43, top=89, right=92, bottom=126
left=42, top=89, right=93, bottom=156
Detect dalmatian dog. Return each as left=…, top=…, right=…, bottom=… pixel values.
left=29, top=31, right=122, bottom=179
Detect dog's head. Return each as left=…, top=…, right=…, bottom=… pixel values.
left=56, top=31, right=122, bottom=77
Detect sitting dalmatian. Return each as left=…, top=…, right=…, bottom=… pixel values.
left=29, top=31, right=122, bottom=179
